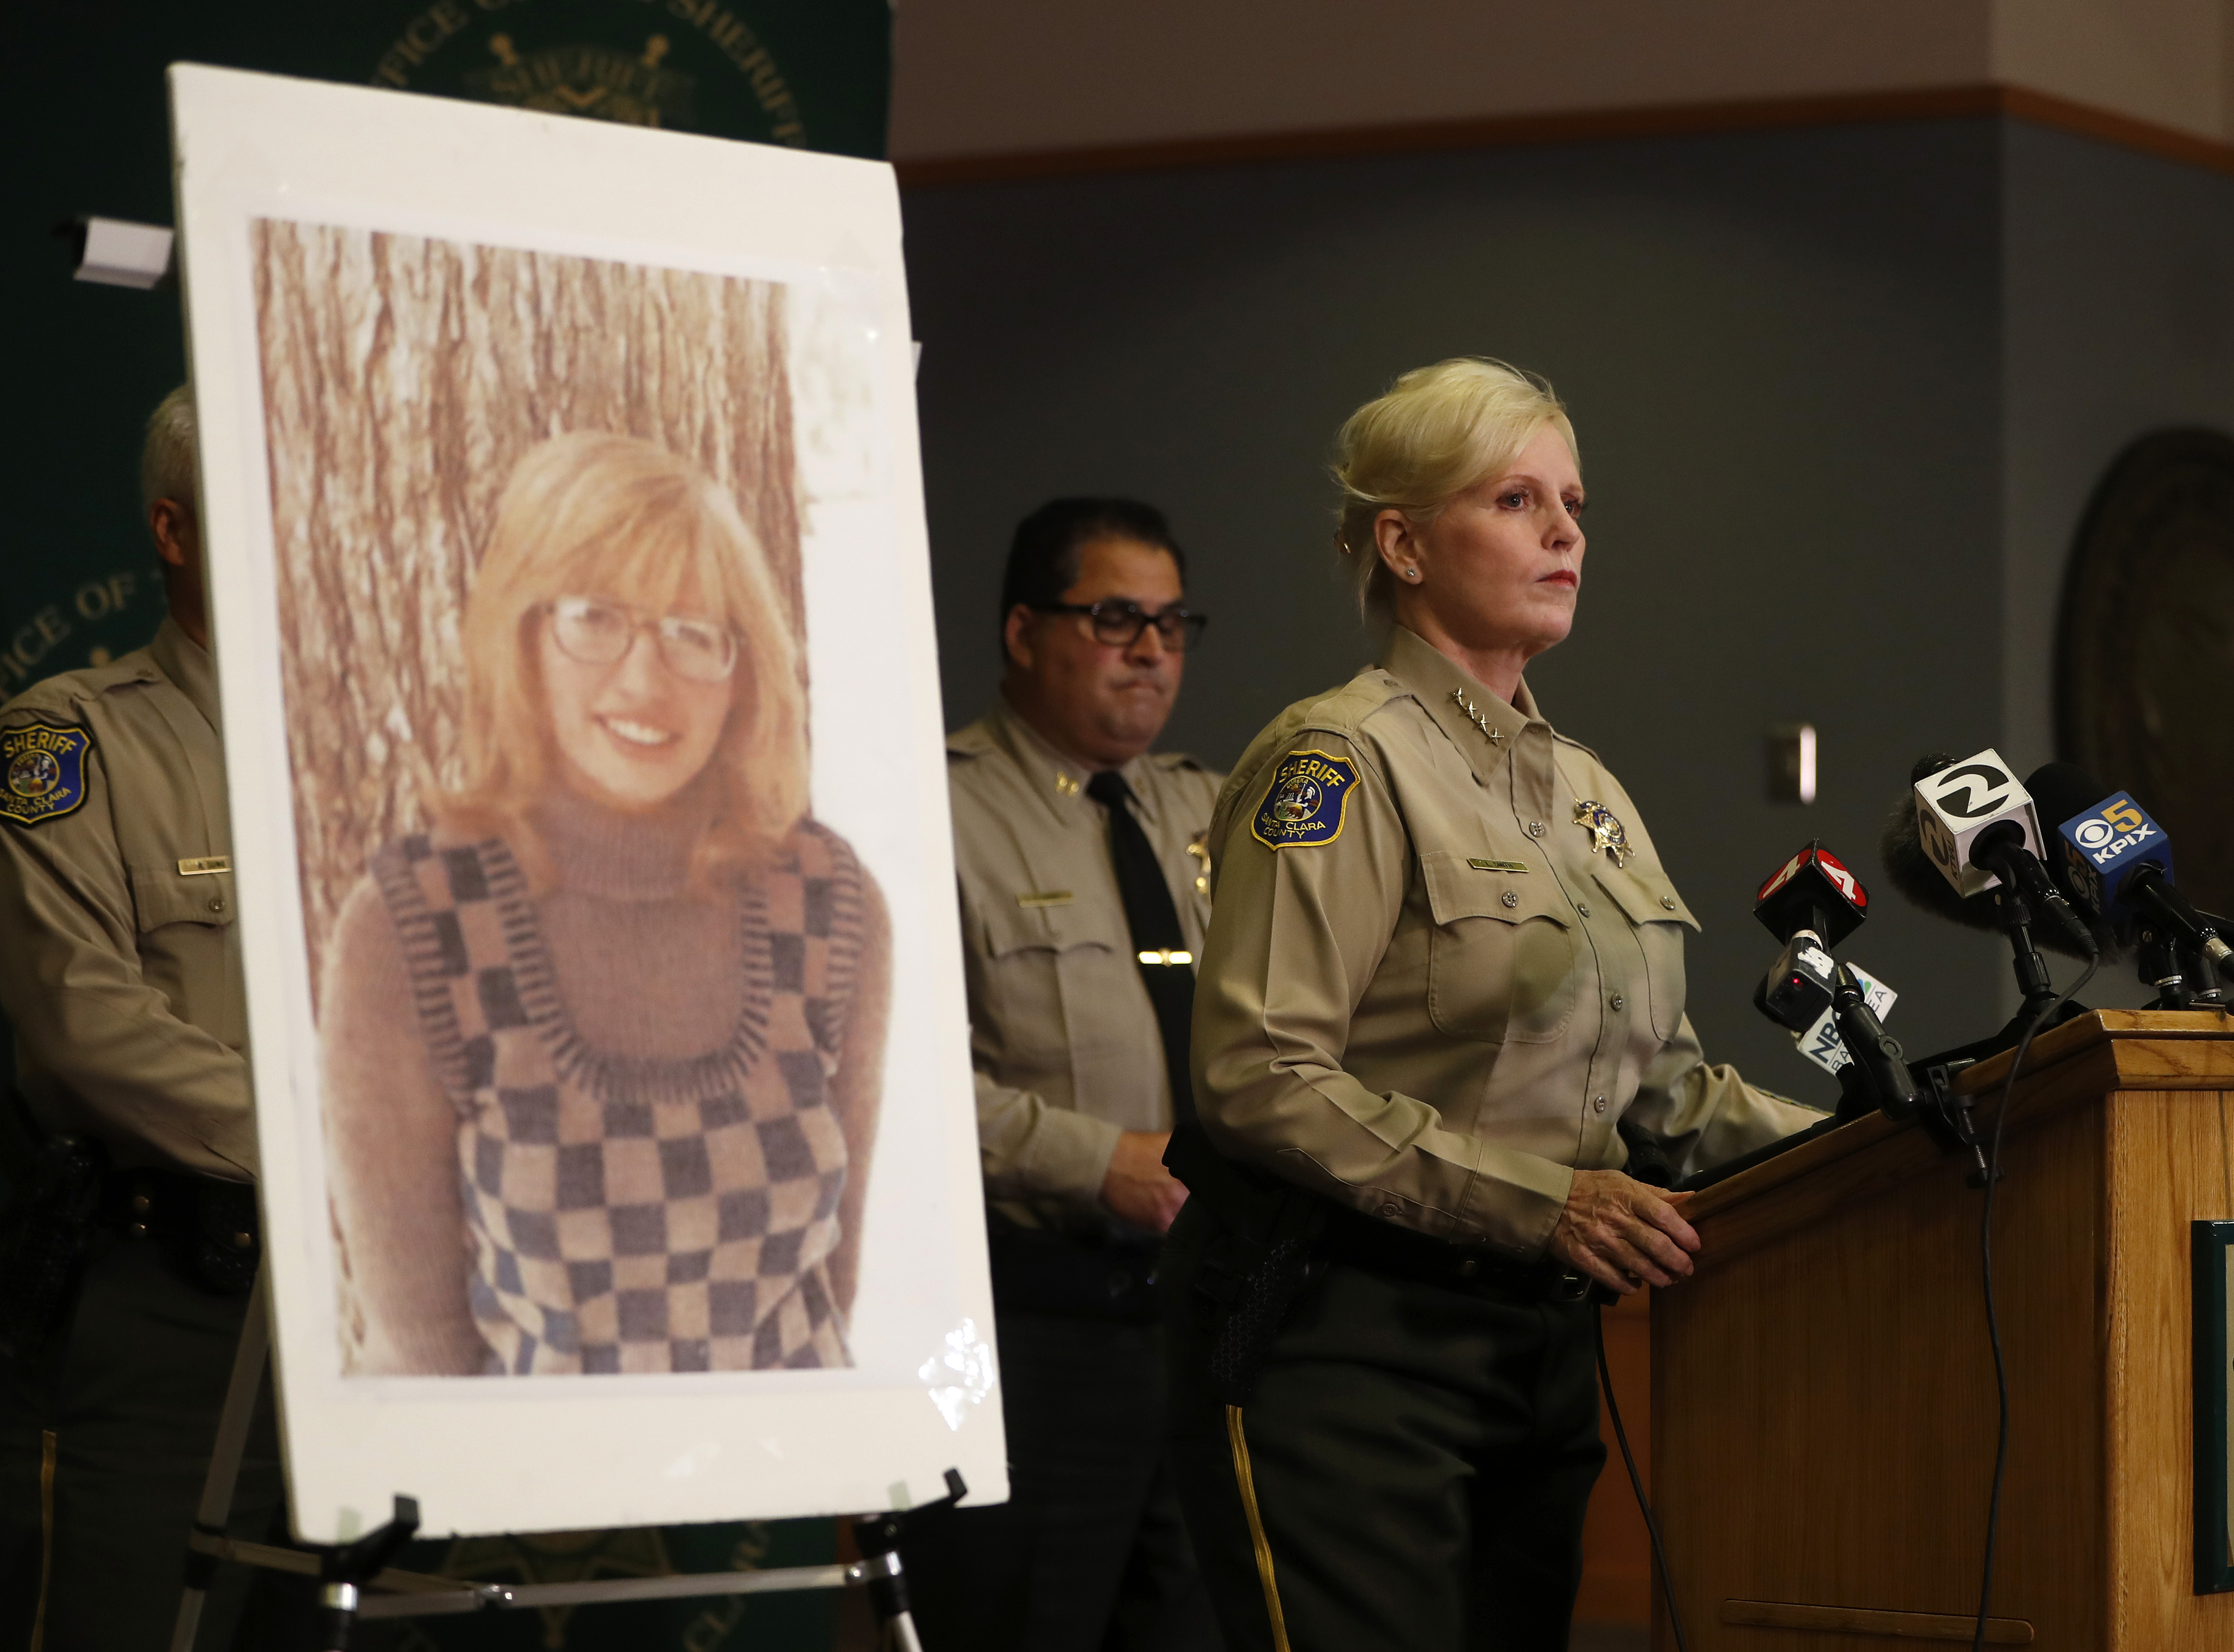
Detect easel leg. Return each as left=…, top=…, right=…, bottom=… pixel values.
left=170, top=1264, right=270, bottom=1652
left=852, top=1473, right=968, bottom=1652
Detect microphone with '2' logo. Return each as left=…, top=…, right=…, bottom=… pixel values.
left=1912, top=749, right=2096, bottom=956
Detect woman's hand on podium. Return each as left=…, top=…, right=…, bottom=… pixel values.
left=1548, top=1170, right=1701, bottom=1295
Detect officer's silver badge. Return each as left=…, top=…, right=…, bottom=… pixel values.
left=1572, top=799, right=1634, bottom=868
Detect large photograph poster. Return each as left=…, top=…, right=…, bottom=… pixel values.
left=173, top=66, right=999, bottom=1541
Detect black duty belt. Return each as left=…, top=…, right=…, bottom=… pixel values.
left=1319, top=1204, right=1590, bottom=1304
left=98, top=1166, right=261, bottom=1297
left=983, top=1212, right=1162, bottom=1325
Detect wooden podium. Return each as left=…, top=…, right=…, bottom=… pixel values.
left=1653, top=1010, right=2234, bottom=1649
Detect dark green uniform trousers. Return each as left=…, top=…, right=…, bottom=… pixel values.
left=898, top=1310, right=1222, bottom=1652
left=0, top=1229, right=284, bottom=1652
left=1163, top=1214, right=1604, bottom=1652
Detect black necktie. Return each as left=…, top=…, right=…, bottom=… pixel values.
left=1085, top=769, right=1197, bottom=1129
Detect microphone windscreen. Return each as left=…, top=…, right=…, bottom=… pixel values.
left=2024, top=761, right=2116, bottom=838
left=1911, top=752, right=1958, bottom=785
left=1878, top=787, right=1999, bottom=932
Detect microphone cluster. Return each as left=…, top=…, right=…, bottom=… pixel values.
left=1747, top=842, right=1918, bottom=1119
left=1879, top=749, right=2225, bottom=1010
left=1740, top=748, right=2228, bottom=1123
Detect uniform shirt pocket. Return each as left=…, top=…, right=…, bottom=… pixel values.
left=127, top=861, right=236, bottom=933
left=1419, top=849, right=1578, bottom=1045
left=1590, top=863, right=1699, bottom=1040
left=974, top=895, right=1132, bottom=1072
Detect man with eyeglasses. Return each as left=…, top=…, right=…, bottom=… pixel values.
left=902, top=498, right=1223, bottom=1652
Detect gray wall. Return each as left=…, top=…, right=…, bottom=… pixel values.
left=901, top=118, right=2020, bottom=1091
left=2001, top=124, right=2234, bottom=1010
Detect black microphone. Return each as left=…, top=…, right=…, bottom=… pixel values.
left=1830, top=963, right=1919, bottom=1122
left=1964, top=820, right=2099, bottom=958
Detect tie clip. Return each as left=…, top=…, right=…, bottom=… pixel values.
left=1138, top=949, right=1193, bottom=966
left=1468, top=858, right=1530, bottom=874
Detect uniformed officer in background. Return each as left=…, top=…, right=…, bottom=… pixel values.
left=1165, top=360, right=1818, bottom=1651
left=901, top=498, right=1225, bottom=1651
left=0, top=386, right=279, bottom=1650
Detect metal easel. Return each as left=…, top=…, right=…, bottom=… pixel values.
left=170, top=1266, right=957, bottom=1652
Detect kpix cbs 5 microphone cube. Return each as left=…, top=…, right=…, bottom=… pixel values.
left=2055, top=792, right=2171, bottom=930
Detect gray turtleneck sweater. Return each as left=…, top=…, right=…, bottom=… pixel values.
left=320, top=784, right=889, bottom=1375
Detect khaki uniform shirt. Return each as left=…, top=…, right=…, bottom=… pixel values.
left=0, top=616, right=253, bottom=1179
left=948, top=701, right=1224, bottom=1232
left=1194, top=626, right=1814, bottom=1260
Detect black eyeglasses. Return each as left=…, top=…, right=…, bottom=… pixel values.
left=1034, top=600, right=1209, bottom=651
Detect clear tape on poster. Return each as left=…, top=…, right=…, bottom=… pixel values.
left=918, top=1318, right=996, bottom=1432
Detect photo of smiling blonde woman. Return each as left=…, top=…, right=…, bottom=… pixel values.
left=320, top=432, right=891, bottom=1377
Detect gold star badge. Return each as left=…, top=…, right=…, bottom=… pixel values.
left=1573, top=799, right=1634, bottom=868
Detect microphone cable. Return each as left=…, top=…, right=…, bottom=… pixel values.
left=1594, top=1300, right=1688, bottom=1652
left=1970, top=948, right=2095, bottom=1652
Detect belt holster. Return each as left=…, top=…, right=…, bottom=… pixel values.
left=0, top=1094, right=109, bottom=1363
left=1164, top=1126, right=1330, bottom=1406
left=100, top=1167, right=262, bottom=1297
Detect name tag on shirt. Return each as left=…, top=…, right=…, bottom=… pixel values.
left=1016, top=890, right=1072, bottom=908
left=178, top=856, right=232, bottom=876
left=1468, top=858, right=1531, bottom=874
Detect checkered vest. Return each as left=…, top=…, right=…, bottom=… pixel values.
left=370, top=819, right=865, bottom=1374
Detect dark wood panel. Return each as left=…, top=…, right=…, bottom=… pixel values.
left=895, top=85, right=2234, bottom=190
left=1722, top=1598, right=2032, bottom=1642
left=1579, top=1288, right=1653, bottom=1627
left=2105, top=1091, right=2234, bottom=1648
left=1652, top=1089, right=2108, bottom=1649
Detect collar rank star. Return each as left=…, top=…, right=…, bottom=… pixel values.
left=1, top=723, right=93, bottom=828
left=1252, top=749, right=1359, bottom=849
left=1573, top=799, right=1634, bottom=868
left=1449, top=689, right=1506, bottom=747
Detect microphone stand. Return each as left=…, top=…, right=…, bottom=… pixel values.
left=1827, top=964, right=1991, bottom=1184
left=2139, top=930, right=2193, bottom=1009
left=1985, top=888, right=2061, bottom=1021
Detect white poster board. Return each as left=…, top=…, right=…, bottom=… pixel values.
left=170, top=63, right=1001, bottom=1542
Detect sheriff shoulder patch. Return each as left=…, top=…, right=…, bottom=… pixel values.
left=1251, top=749, right=1359, bottom=849
left=0, top=723, right=92, bottom=828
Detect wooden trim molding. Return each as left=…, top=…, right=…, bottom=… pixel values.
left=1723, top=1598, right=2036, bottom=1642
left=894, top=83, right=2234, bottom=189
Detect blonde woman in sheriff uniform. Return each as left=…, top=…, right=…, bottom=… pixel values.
left=1163, top=359, right=1818, bottom=1652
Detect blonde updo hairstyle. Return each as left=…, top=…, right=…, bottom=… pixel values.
left=1333, top=358, right=1579, bottom=618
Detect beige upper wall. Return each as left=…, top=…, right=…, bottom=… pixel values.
left=888, top=0, right=2234, bottom=161
left=1994, top=0, right=2228, bottom=138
